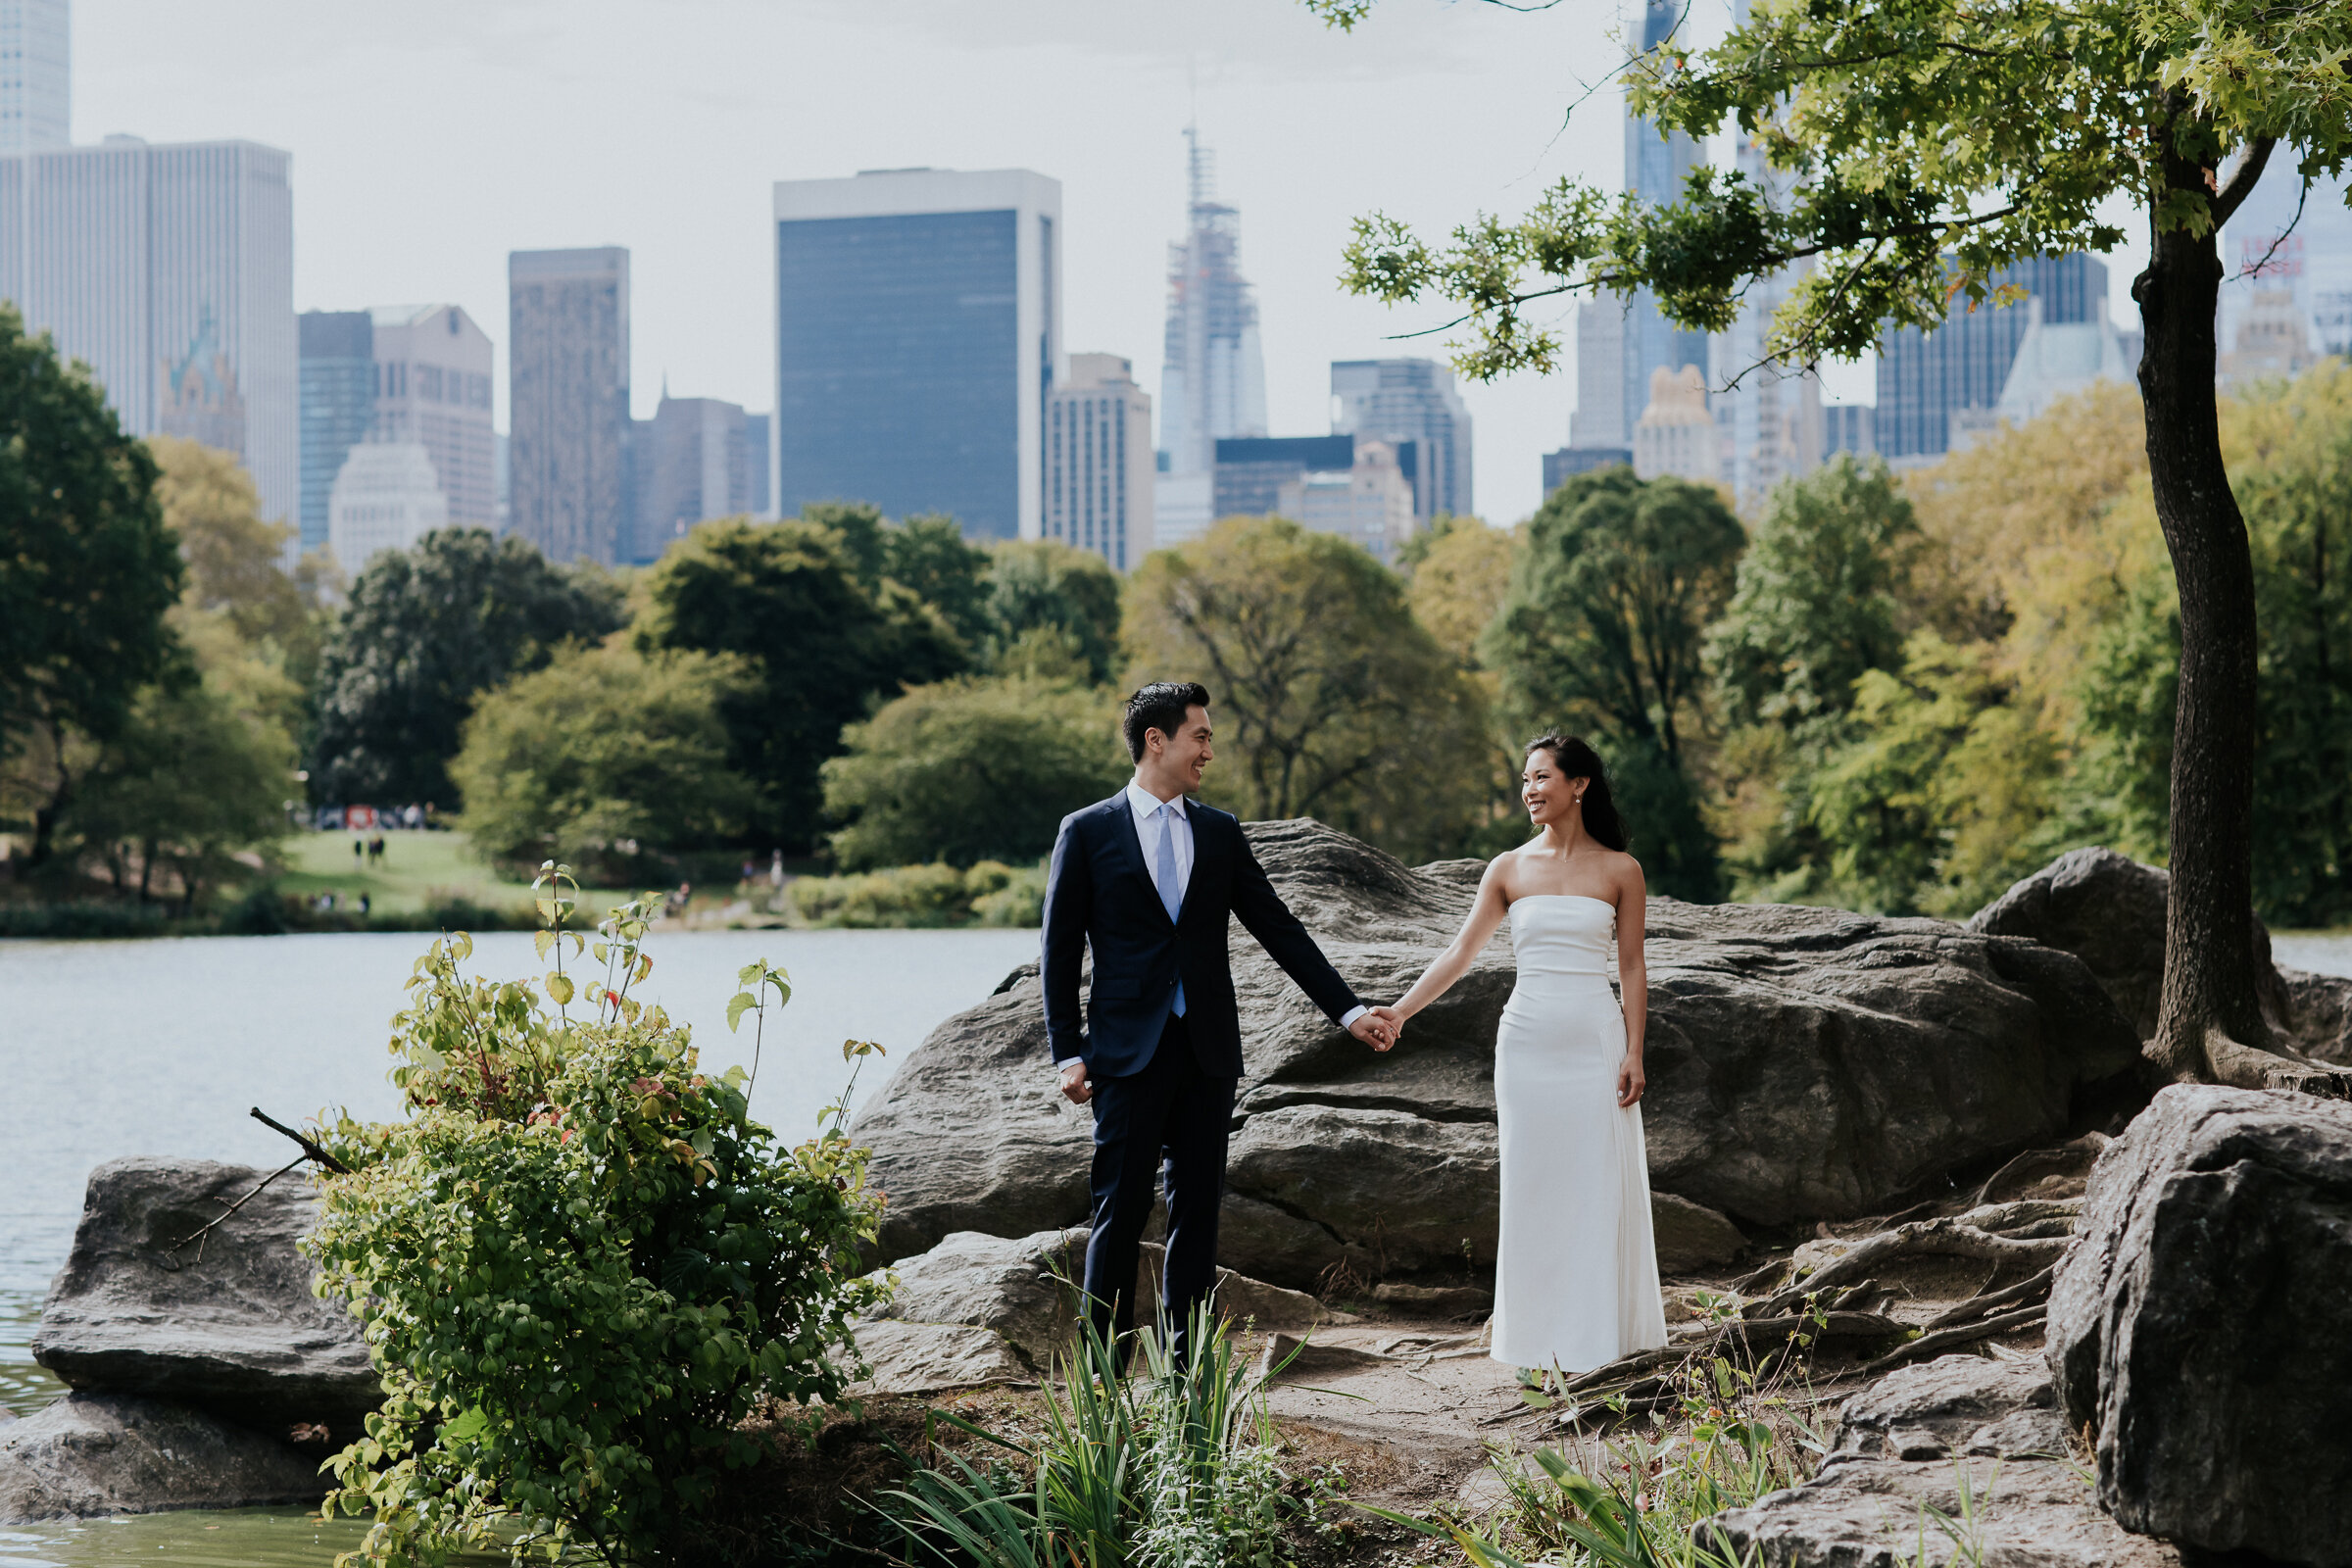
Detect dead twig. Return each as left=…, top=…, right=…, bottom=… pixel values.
left=161, top=1155, right=306, bottom=1269
left=251, top=1105, right=352, bottom=1175
left=1857, top=1305, right=2048, bottom=1376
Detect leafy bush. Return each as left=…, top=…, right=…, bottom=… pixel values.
left=788, top=859, right=1046, bottom=929
left=306, top=880, right=888, bottom=1564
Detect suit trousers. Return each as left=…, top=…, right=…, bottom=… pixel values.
left=1081, top=1011, right=1237, bottom=1361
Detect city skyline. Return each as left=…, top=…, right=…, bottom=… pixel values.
left=57, top=0, right=2176, bottom=530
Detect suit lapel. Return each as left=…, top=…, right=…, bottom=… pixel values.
left=1108, top=794, right=1176, bottom=931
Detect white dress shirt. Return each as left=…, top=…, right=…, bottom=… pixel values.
left=1055, top=780, right=1365, bottom=1075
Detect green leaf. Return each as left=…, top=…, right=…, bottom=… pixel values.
left=545, top=972, right=574, bottom=1006
left=533, top=929, right=555, bottom=961
left=726, top=993, right=756, bottom=1033
left=736, top=960, right=766, bottom=986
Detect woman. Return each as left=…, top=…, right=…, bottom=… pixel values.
left=1380, top=733, right=1668, bottom=1374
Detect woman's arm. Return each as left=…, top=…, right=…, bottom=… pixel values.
left=1616, top=859, right=1648, bottom=1107
left=1389, top=858, right=1514, bottom=1033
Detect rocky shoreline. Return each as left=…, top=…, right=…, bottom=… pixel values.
left=5, top=828, right=2348, bottom=1566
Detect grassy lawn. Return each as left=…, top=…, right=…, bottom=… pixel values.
left=274, top=831, right=634, bottom=917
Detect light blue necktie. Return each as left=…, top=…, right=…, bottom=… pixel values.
left=1153, top=802, right=1186, bottom=1016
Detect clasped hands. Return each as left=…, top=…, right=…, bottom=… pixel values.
left=1349, top=1004, right=1405, bottom=1054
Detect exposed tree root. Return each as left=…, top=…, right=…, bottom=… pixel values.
left=1858, top=1305, right=2047, bottom=1376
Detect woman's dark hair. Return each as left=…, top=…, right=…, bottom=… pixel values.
left=1524, top=733, right=1629, bottom=852
left=1124, top=681, right=1213, bottom=761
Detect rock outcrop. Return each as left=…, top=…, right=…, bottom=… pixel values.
left=858, top=821, right=2143, bottom=1288
left=2046, top=1085, right=2352, bottom=1566
left=854, top=1225, right=1335, bottom=1393
left=31, top=1158, right=377, bottom=1434
left=1706, top=1354, right=2179, bottom=1567
left=1968, top=846, right=2352, bottom=1062
left=0, top=1393, right=322, bottom=1522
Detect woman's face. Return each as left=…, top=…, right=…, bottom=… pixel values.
left=1522, top=752, right=1589, bottom=827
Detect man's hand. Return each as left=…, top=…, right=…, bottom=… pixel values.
left=1058, top=1058, right=1094, bottom=1104
left=1348, top=1007, right=1400, bottom=1054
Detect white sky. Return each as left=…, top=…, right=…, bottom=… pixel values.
left=74, top=0, right=2144, bottom=527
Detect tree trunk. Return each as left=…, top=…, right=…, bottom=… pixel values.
left=2134, top=157, right=2326, bottom=1090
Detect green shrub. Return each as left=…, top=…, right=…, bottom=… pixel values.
left=306, top=882, right=888, bottom=1564
left=787, top=859, right=1046, bottom=929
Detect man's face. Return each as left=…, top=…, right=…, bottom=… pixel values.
left=1153, top=704, right=1214, bottom=791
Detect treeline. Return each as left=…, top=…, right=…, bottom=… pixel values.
left=4, top=284, right=2346, bottom=927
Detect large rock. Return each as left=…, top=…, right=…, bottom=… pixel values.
left=32, top=1158, right=377, bottom=1433
left=1706, top=1354, right=2180, bottom=1567
left=857, top=1225, right=1335, bottom=1388
left=1968, top=846, right=2352, bottom=1061
left=2046, top=1085, right=2352, bottom=1565
left=858, top=821, right=2143, bottom=1289
left=0, top=1393, right=321, bottom=1522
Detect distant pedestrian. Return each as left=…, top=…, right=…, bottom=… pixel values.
left=359, top=892, right=371, bottom=915
left=353, top=838, right=364, bottom=863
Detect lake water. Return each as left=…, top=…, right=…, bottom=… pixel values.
left=0, top=923, right=2343, bottom=1565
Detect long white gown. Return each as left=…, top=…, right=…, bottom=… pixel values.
left=1491, top=894, right=1670, bottom=1373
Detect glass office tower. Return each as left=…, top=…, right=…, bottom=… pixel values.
left=299, top=311, right=373, bottom=554
left=1874, top=254, right=2106, bottom=461
left=772, top=168, right=1061, bottom=541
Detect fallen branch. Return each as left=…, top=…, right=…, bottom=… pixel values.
left=1925, top=1265, right=2055, bottom=1331
left=251, top=1106, right=351, bottom=1175
left=1857, top=1305, right=2047, bottom=1375
left=161, top=1155, right=306, bottom=1269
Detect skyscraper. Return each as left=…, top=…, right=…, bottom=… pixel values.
left=1330, top=358, right=1472, bottom=520
left=1563, top=0, right=1710, bottom=463
left=1046, top=353, right=1153, bottom=570
left=299, top=311, right=373, bottom=554
left=0, top=135, right=297, bottom=521
left=2221, top=162, right=2352, bottom=360
left=636, top=393, right=757, bottom=559
left=0, top=0, right=69, bottom=157
left=1874, top=254, right=2105, bottom=461
left=773, top=167, right=1061, bottom=541
left=1158, top=131, right=1266, bottom=475
left=368, top=304, right=495, bottom=531
left=509, top=247, right=631, bottom=564
left=1711, top=4, right=1823, bottom=509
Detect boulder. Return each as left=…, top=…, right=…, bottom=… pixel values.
left=1705, top=1354, right=2180, bottom=1567
left=0, top=1393, right=321, bottom=1522
left=858, top=821, right=2144, bottom=1289
left=859, top=1226, right=1336, bottom=1385
left=32, top=1158, right=377, bottom=1433
left=2046, top=1085, right=2352, bottom=1565
left=1968, top=846, right=2352, bottom=1062
left=1651, top=1193, right=1748, bottom=1273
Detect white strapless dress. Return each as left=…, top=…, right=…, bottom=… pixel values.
left=1491, top=895, right=1669, bottom=1373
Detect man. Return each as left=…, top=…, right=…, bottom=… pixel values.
left=1042, top=681, right=1397, bottom=1361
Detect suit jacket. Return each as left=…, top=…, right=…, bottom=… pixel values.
left=1041, top=792, right=1361, bottom=1079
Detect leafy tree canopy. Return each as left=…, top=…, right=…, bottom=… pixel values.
left=312, top=529, right=626, bottom=809
left=452, top=639, right=757, bottom=881
left=636, top=514, right=961, bottom=847
left=1123, top=514, right=1494, bottom=863
left=984, top=539, right=1124, bottom=685
left=820, top=673, right=1129, bottom=871
left=0, top=306, right=182, bottom=865
left=1709, top=454, right=1918, bottom=733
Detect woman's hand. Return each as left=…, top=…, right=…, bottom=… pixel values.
left=1616, top=1054, right=1646, bottom=1107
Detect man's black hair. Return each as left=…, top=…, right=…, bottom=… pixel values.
left=1123, top=681, right=1212, bottom=762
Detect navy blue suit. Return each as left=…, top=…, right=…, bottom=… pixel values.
left=1042, top=792, right=1361, bottom=1353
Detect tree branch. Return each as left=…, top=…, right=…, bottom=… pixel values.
left=2211, top=136, right=2278, bottom=228
left=251, top=1105, right=353, bottom=1175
